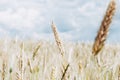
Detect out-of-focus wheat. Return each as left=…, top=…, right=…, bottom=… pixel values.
left=27, top=59, right=33, bottom=73
left=92, top=0, right=116, bottom=55
left=118, top=66, right=120, bottom=80
left=32, top=43, right=41, bottom=60
left=16, top=42, right=24, bottom=80
left=1, top=58, right=7, bottom=80
left=0, top=39, right=120, bottom=80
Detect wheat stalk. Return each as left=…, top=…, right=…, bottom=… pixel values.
left=51, top=21, right=65, bottom=56
left=51, top=21, right=69, bottom=80
left=92, top=0, right=116, bottom=55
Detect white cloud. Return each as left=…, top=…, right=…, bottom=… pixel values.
left=0, top=7, right=42, bottom=30
left=0, top=28, right=8, bottom=34
left=0, top=0, right=11, bottom=4
left=0, top=28, right=10, bottom=37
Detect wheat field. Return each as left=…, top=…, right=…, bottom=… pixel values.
left=0, top=39, right=120, bottom=80
left=0, top=0, right=119, bottom=80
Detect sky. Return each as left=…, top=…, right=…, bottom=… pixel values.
left=0, top=0, right=120, bottom=42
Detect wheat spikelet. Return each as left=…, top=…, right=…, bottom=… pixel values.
left=51, top=22, right=70, bottom=80
left=50, top=66, right=56, bottom=80
left=16, top=72, right=20, bottom=80
left=92, top=0, right=116, bottom=55
left=51, top=21, right=65, bottom=56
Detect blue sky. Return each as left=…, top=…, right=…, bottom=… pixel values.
left=0, top=0, right=120, bottom=42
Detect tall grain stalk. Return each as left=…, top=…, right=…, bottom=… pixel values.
left=51, top=22, right=69, bottom=80
left=51, top=21, right=65, bottom=56
left=92, top=0, right=116, bottom=55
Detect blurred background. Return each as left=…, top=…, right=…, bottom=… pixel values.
left=0, top=0, right=120, bottom=43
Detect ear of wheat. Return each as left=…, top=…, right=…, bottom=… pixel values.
left=92, top=0, right=116, bottom=56
left=51, top=21, right=65, bottom=56
left=27, top=58, right=33, bottom=73
left=32, top=43, right=41, bottom=60
left=51, top=22, right=70, bottom=80
left=50, top=66, right=56, bottom=80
